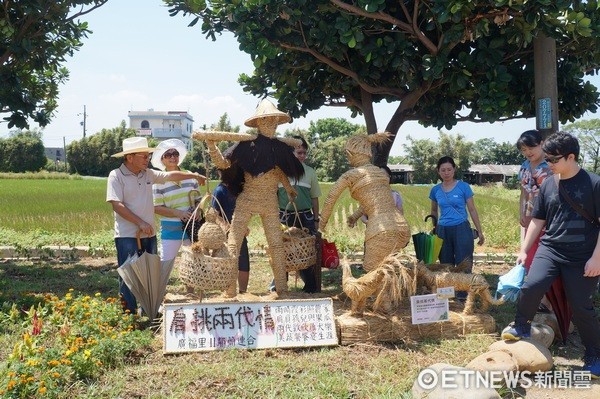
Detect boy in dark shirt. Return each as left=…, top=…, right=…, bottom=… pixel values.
left=502, top=132, right=600, bottom=378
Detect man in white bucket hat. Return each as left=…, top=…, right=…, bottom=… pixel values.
left=106, top=136, right=206, bottom=313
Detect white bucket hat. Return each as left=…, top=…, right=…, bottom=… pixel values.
left=151, top=139, right=189, bottom=170
left=112, top=137, right=155, bottom=157
left=244, top=99, right=291, bottom=128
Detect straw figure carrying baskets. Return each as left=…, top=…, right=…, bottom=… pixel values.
left=192, top=99, right=305, bottom=298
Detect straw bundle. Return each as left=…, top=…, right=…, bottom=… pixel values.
left=192, top=130, right=258, bottom=142
left=179, top=246, right=237, bottom=291
left=336, top=308, right=495, bottom=345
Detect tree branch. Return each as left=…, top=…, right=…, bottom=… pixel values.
left=278, top=41, right=407, bottom=97
left=329, top=0, right=438, bottom=54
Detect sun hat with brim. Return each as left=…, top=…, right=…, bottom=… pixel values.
left=244, top=99, right=291, bottom=128
left=111, top=137, right=156, bottom=157
left=151, top=139, right=189, bottom=170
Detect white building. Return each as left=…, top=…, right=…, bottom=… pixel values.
left=128, top=110, right=194, bottom=150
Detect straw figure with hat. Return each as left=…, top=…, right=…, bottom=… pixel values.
left=319, top=133, right=411, bottom=314
left=151, top=139, right=204, bottom=293
left=192, top=99, right=304, bottom=298
left=107, top=137, right=207, bottom=314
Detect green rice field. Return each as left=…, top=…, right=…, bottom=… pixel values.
left=0, top=176, right=520, bottom=256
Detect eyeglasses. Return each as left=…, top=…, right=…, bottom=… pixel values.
left=544, top=155, right=564, bottom=164
left=163, top=151, right=179, bottom=159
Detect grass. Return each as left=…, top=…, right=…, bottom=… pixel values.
left=0, top=174, right=593, bottom=398
left=1, top=256, right=508, bottom=398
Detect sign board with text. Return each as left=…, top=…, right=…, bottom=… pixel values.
left=410, top=294, right=449, bottom=325
left=163, top=298, right=338, bottom=353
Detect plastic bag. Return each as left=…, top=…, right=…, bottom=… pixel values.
left=496, top=263, right=526, bottom=302
left=321, top=239, right=339, bottom=269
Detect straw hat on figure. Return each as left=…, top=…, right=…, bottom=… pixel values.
left=193, top=99, right=304, bottom=298
left=320, top=133, right=410, bottom=271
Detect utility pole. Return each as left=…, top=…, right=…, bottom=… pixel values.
left=78, top=105, right=87, bottom=138
left=63, top=136, right=68, bottom=172
left=533, top=33, right=559, bottom=137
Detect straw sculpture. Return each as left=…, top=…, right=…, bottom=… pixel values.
left=412, top=261, right=504, bottom=315
left=320, top=132, right=410, bottom=272
left=341, top=255, right=416, bottom=316
left=192, top=207, right=227, bottom=256
left=191, top=99, right=305, bottom=297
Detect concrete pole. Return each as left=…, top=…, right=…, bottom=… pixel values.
left=533, top=32, right=559, bottom=137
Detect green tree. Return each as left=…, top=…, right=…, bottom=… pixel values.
left=210, top=112, right=240, bottom=132
left=403, top=132, right=473, bottom=183
left=0, top=129, right=46, bottom=172
left=306, top=118, right=363, bottom=143
left=168, top=0, right=600, bottom=166
left=66, top=121, right=135, bottom=176
left=0, top=1, right=108, bottom=128
left=312, top=136, right=349, bottom=182
left=491, top=141, right=522, bottom=165
left=471, top=138, right=498, bottom=164
left=563, top=118, right=600, bottom=173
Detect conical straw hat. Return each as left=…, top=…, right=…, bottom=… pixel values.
left=244, top=99, right=291, bottom=128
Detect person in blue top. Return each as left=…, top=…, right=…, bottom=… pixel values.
left=212, top=168, right=250, bottom=294
left=429, top=156, right=485, bottom=275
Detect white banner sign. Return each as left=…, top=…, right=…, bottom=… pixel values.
left=410, top=294, right=449, bottom=325
left=163, top=298, right=338, bottom=353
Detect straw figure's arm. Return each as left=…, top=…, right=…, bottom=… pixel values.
left=319, top=171, right=357, bottom=231
left=275, top=166, right=297, bottom=202
left=277, top=136, right=302, bottom=148
left=347, top=206, right=365, bottom=228
left=205, top=140, right=231, bottom=170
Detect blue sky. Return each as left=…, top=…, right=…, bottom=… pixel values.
left=2, top=0, right=599, bottom=156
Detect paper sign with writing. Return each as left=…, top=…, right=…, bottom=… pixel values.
left=410, top=294, right=449, bottom=325
left=163, top=298, right=338, bottom=353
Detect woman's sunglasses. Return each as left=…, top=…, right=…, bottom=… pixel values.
left=163, top=151, right=179, bottom=159
left=544, top=155, right=564, bottom=164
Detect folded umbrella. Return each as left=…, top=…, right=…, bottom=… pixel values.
left=117, top=231, right=175, bottom=321
left=545, top=277, right=572, bottom=344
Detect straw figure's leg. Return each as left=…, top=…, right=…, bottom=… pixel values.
left=363, top=230, right=406, bottom=272
left=463, top=292, right=476, bottom=315
left=224, top=203, right=253, bottom=298
left=261, top=211, right=288, bottom=296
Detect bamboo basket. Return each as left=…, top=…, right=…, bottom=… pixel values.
left=179, top=246, right=237, bottom=291
left=282, top=227, right=316, bottom=272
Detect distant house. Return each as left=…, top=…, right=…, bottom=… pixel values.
left=128, top=110, right=194, bottom=150
left=463, top=164, right=520, bottom=185
left=388, top=164, right=414, bottom=184
left=44, top=147, right=66, bottom=163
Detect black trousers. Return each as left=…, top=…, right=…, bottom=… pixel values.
left=515, top=245, right=600, bottom=357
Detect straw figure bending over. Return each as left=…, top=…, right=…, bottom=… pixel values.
left=319, top=132, right=411, bottom=272
left=193, top=99, right=304, bottom=297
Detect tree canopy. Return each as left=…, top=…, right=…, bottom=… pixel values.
left=563, top=118, right=600, bottom=173
left=0, top=0, right=108, bottom=129
left=168, top=0, right=600, bottom=164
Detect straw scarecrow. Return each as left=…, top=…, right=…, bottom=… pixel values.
left=193, top=99, right=304, bottom=297
left=320, top=132, right=410, bottom=271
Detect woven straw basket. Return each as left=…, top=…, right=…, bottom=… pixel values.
left=282, top=227, right=316, bottom=272
left=179, top=246, right=237, bottom=291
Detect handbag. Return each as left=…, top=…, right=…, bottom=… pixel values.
left=321, top=239, right=339, bottom=269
